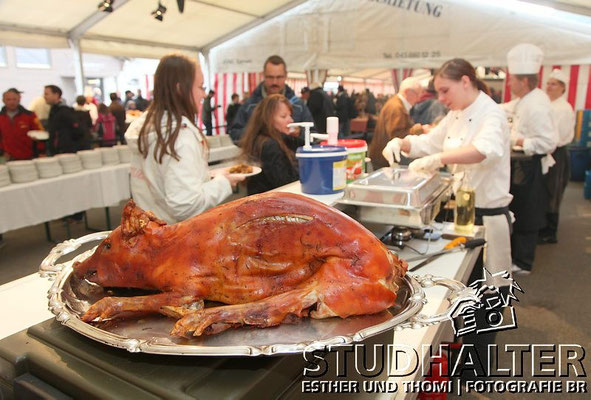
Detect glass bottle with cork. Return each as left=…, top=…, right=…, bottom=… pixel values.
left=454, top=170, right=475, bottom=234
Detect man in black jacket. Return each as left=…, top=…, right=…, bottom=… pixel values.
left=109, top=92, right=127, bottom=143
left=202, top=90, right=217, bottom=136
left=134, top=89, right=149, bottom=111
left=307, top=82, right=335, bottom=133
left=225, top=93, right=240, bottom=128
left=229, top=55, right=313, bottom=144
left=44, top=85, right=83, bottom=154
left=335, top=85, right=352, bottom=136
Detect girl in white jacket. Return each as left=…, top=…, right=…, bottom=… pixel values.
left=125, top=54, right=243, bottom=224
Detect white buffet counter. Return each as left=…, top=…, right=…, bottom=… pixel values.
left=0, top=163, right=131, bottom=235
left=0, top=145, right=241, bottom=236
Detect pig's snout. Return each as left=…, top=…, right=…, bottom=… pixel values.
left=73, top=259, right=97, bottom=281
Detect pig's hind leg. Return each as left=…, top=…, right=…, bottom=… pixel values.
left=81, top=292, right=203, bottom=322
left=170, top=287, right=318, bottom=337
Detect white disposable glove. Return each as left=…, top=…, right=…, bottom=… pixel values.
left=382, top=138, right=403, bottom=166
left=408, top=153, right=443, bottom=173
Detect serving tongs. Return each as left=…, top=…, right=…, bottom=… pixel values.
left=406, top=238, right=486, bottom=272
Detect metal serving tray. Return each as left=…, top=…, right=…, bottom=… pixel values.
left=39, top=232, right=477, bottom=356
left=338, top=167, right=451, bottom=228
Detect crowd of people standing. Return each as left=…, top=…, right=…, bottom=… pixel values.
left=0, top=86, right=152, bottom=161
left=0, top=48, right=577, bottom=277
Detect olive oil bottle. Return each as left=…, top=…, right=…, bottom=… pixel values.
left=454, top=173, right=475, bottom=234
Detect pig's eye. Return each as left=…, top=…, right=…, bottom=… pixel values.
left=104, top=242, right=111, bottom=250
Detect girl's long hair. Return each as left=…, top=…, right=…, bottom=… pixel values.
left=138, top=53, right=205, bottom=163
left=240, top=94, right=296, bottom=165
left=435, top=58, right=490, bottom=95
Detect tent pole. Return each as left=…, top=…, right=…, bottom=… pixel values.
left=202, top=50, right=212, bottom=90
left=69, top=37, right=85, bottom=96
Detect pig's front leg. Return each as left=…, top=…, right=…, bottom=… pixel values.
left=81, top=292, right=203, bottom=322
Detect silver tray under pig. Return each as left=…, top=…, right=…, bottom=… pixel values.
left=39, top=232, right=477, bottom=357
left=338, top=167, right=451, bottom=228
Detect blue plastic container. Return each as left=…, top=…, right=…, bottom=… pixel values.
left=585, top=170, right=591, bottom=200
left=296, top=145, right=347, bottom=194
left=569, top=146, right=591, bottom=182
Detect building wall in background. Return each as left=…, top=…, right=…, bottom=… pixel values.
left=0, top=46, right=153, bottom=107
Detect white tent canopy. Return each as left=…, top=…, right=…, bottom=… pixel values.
left=0, top=0, right=307, bottom=58
left=1, top=0, right=590, bottom=86
left=210, top=0, right=591, bottom=76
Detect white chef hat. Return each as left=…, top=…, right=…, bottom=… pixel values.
left=507, top=43, right=544, bottom=75
left=548, top=68, right=569, bottom=84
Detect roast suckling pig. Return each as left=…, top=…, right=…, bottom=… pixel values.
left=73, top=192, right=407, bottom=337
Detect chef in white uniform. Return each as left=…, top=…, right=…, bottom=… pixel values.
left=504, top=43, right=558, bottom=274
left=382, top=58, right=512, bottom=288
left=539, top=68, right=575, bottom=243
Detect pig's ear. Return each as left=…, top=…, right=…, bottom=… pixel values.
left=121, top=200, right=167, bottom=245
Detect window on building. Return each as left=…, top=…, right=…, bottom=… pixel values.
left=15, top=48, right=50, bottom=69
left=0, top=47, right=6, bottom=67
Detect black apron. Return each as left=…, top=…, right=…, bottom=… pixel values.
left=509, top=154, right=548, bottom=232
left=545, top=146, right=570, bottom=213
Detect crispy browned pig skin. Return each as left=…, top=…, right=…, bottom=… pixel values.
left=73, top=192, right=408, bottom=337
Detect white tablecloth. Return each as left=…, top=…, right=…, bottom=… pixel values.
left=0, top=163, right=131, bottom=234
left=209, top=145, right=241, bottom=163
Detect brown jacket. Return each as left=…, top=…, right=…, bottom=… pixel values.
left=369, top=95, right=413, bottom=170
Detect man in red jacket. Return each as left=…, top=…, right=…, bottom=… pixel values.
left=0, top=88, right=44, bottom=160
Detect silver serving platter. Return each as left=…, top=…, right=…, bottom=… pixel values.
left=40, top=232, right=478, bottom=356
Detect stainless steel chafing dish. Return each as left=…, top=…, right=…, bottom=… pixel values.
left=337, top=167, right=452, bottom=228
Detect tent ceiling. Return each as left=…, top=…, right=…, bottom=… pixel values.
left=211, top=0, right=591, bottom=82
left=0, top=0, right=306, bottom=58
left=523, top=0, right=591, bottom=17
left=0, top=0, right=590, bottom=80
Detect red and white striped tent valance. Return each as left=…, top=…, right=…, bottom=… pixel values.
left=205, top=66, right=591, bottom=135
left=392, top=65, right=591, bottom=111
left=206, top=73, right=395, bottom=135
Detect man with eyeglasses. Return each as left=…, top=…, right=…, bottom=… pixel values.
left=229, top=55, right=313, bottom=144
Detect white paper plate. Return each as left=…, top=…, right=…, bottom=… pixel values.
left=228, top=166, right=262, bottom=177
left=27, top=130, right=49, bottom=140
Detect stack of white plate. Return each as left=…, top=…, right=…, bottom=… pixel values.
left=0, top=165, right=11, bottom=187
left=98, top=147, right=120, bottom=165
left=57, top=154, right=83, bottom=174
left=206, top=136, right=221, bottom=148
left=34, top=157, right=63, bottom=179
left=78, top=150, right=103, bottom=169
left=7, top=160, right=38, bottom=183
left=219, top=135, right=234, bottom=147
left=114, top=144, right=131, bottom=163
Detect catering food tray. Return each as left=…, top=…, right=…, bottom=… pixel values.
left=40, top=232, right=477, bottom=356
left=338, top=167, right=452, bottom=228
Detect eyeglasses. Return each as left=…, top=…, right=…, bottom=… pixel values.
left=265, top=75, right=286, bottom=81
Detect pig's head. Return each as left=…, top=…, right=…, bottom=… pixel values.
left=73, top=200, right=167, bottom=288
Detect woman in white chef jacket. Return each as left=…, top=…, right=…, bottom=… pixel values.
left=382, top=58, right=512, bottom=286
